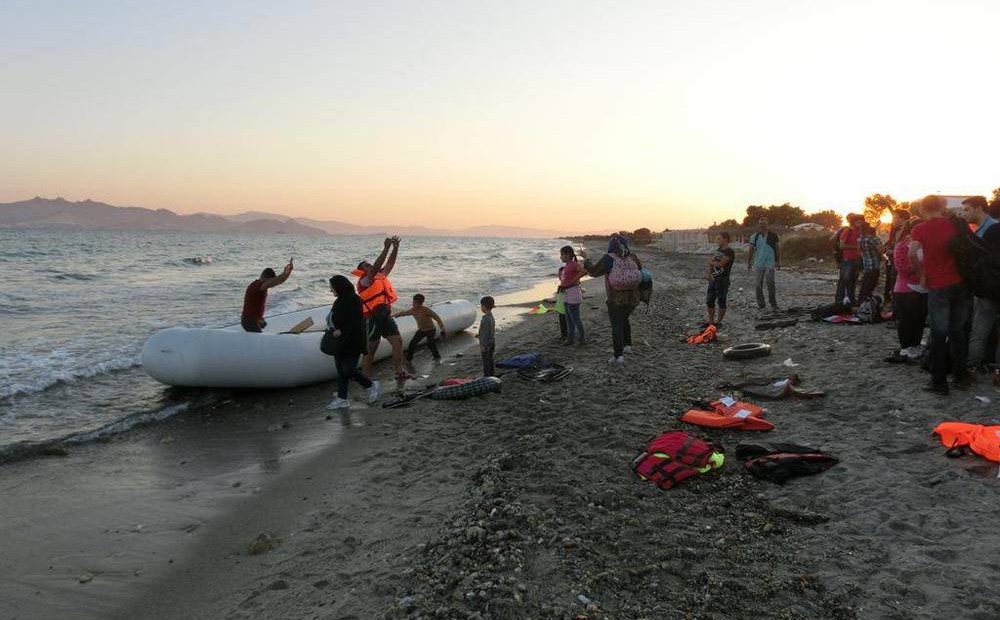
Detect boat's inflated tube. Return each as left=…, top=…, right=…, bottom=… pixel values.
left=142, top=300, right=477, bottom=388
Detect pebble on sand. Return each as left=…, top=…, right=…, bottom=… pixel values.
left=248, top=533, right=282, bottom=555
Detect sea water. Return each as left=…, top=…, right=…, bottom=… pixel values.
left=0, top=228, right=564, bottom=459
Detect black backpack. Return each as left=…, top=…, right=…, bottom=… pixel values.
left=947, top=216, right=1000, bottom=300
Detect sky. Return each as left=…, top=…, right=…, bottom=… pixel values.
left=2, top=0, right=999, bottom=231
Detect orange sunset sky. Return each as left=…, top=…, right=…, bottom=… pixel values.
left=3, top=1, right=999, bottom=231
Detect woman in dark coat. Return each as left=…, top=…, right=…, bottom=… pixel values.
left=327, top=275, right=379, bottom=409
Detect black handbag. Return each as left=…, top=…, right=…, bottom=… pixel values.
left=319, top=329, right=343, bottom=356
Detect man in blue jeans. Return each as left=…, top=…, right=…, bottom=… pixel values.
left=747, top=217, right=780, bottom=311
left=909, top=195, right=972, bottom=395
left=832, top=214, right=863, bottom=305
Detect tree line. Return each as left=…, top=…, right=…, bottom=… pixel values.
left=863, top=187, right=1000, bottom=224
left=711, top=187, right=1000, bottom=232
left=710, top=203, right=841, bottom=230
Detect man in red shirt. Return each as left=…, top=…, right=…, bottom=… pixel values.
left=832, top=214, right=863, bottom=305
left=241, top=259, right=294, bottom=332
left=908, top=195, right=971, bottom=394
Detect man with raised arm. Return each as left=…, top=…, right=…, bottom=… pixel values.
left=241, top=259, right=293, bottom=332
left=352, top=237, right=405, bottom=388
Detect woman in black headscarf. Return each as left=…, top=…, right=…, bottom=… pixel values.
left=326, top=275, right=379, bottom=409
left=584, top=233, right=643, bottom=363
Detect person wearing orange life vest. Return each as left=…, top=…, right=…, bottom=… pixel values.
left=352, top=236, right=404, bottom=384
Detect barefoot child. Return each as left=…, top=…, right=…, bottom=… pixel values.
left=706, top=232, right=734, bottom=327
left=393, top=294, right=447, bottom=364
left=478, top=296, right=496, bottom=377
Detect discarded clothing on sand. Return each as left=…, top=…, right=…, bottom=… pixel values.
left=736, top=443, right=838, bottom=484
left=934, top=422, right=1000, bottom=462
left=823, top=314, right=863, bottom=324
left=497, top=353, right=543, bottom=369
left=810, top=302, right=852, bottom=321
left=632, top=432, right=724, bottom=490
left=429, top=376, right=502, bottom=400
left=383, top=376, right=502, bottom=408
left=716, top=375, right=825, bottom=400
left=681, top=396, right=774, bottom=431
left=517, top=363, right=573, bottom=383
left=683, top=324, right=717, bottom=344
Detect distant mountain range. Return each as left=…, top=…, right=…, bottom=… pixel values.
left=208, top=209, right=566, bottom=238
left=0, top=198, right=567, bottom=238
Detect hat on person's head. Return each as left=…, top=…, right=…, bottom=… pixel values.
left=846, top=213, right=863, bottom=222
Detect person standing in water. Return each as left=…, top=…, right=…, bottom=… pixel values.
left=352, top=237, right=405, bottom=388
left=241, top=259, right=293, bottom=332
left=747, top=217, right=780, bottom=311
left=325, top=275, right=379, bottom=410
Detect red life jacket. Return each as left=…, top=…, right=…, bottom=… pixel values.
left=632, top=432, right=722, bottom=490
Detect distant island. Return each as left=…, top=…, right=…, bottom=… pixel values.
left=0, top=198, right=568, bottom=239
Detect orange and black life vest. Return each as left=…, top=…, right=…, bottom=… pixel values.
left=351, top=270, right=399, bottom=317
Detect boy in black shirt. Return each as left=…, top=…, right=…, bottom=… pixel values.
left=706, top=232, right=735, bottom=327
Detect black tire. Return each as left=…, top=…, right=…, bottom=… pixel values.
left=723, top=343, right=772, bottom=361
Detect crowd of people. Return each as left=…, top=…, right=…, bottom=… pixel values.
left=832, top=194, right=1000, bottom=395
left=236, top=232, right=649, bottom=409
left=235, top=194, right=997, bottom=408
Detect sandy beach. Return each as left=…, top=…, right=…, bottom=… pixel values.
left=4, top=242, right=999, bottom=620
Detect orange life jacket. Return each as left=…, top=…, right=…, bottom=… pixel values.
left=681, top=399, right=774, bottom=431
left=686, top=325, right=717, bottom=344
left=351, top=270, right=399, bottom=316
left=934, top=422, right=1000, bottom=462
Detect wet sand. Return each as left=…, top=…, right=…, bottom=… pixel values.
left=4, top=246, right=1000, bottom=619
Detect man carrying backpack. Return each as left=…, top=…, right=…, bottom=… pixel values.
left=909, top=195, right=972, bottom=395
left=747, top=217, right=780, bottom=311
left=959, top=196, right=1000, bottom=373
